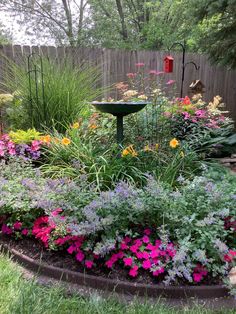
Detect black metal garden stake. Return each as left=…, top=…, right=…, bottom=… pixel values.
left=166, top=41, right=200, bottom=98
left=27, top=53, right=46, bottom=128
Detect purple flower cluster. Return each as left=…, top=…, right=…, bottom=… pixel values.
left=0, top=134, right=42, bottom=161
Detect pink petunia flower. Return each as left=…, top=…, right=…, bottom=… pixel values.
left=142, top=251, right=150, bottom=259
left=123, top=257, right=133, bottom=266
left=13, top=221, right=22, bottom=230
left=142, top=235, right=150, bottom=243
left=129, top=265, right=138, bottom=277
left=67, top=245, right=76, bottom=254
left=193, top=273, right=203, bottom=283
left=85, top=260, right=94, bottom=269
left=142, top=259, right=152, bottom=269
left=76, top=251, right=85, bottom=262
left=22, top=229, right=29, bottom=236
left=229, top=250, right=236, bottom=257
left=143, top=228, right=151, bottom=236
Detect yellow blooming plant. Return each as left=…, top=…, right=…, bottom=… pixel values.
left=71, top=122, right=80, bottom=129
left=61, top=138, right=71, bottom=146
left=169, top=138, right=180, bottom=149
left=122, top=145, right=138, bottom=157
left=40, top=135, right=51, bottom=145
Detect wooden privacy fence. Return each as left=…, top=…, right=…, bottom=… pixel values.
left=0, top=44, right=236, bottom=122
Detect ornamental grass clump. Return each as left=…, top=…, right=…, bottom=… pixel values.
left=1, top=56, right=103, bottom=132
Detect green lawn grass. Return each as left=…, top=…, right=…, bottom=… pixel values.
left=0, top=253, right=234, bottom=314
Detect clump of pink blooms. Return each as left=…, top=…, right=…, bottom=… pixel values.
left=105, top=228, right=176, bottom=278
left=1, top=211, right=236, bottom=284
left=0, top=134, right=43, bottom=160
left=170, top=96, right=226, bottom=129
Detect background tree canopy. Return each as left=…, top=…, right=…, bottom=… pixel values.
left=0, top=0, right=236, bottom=68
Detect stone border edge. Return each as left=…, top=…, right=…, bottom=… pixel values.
left=0, top=243, right=229, bottom=299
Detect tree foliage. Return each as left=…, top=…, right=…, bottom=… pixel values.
left=0, top=0, right=236, bottom=67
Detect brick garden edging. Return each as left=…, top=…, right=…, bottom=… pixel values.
left=0, top=243, right=230, bottom=299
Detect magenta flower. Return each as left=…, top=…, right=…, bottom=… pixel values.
left=120, top=242, right=129, bottom=250
left=85, top=260, right=94, bottom=269
left=130, top=245, right=138, bottom=253
left=51, top=208, right=63, bottom=217
left=142, top=235, right=150, bottom=243
left=1, top=224, right=12, bottom=235
left=229, top=250, right=236, bottom=257
left=142, top=259, right=152, bottom=269
left=193, top=273, right=203, bottom=283
left=143, top=228, right=151, bottom=236
left=22, top=229, right=29, bottom=236
left=67, top=245, right=76, bottom=254
left=156, top=71, right=165, bottom=75
left=123, top=257, right=133, bottom=266
left=182, top=112, right=191, bottom=120
left=150, top=250, right=160, bottom=259
left=76, top=251, right=85, bottom=262
left=105, top=259, right=114, bottom=268
left=13, top=221, right=22, bottom=230
left=129, top=265, right=138, bottom=277
left=142, top=251, right=150, bottom=260
left=136, top=252, right=143, bottom=259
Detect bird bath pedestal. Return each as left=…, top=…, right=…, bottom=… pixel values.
left=92, top=102, right=147, bottom=145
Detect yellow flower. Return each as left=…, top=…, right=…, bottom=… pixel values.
left=169, top=138, right=179, bottom=149
left=180, top=151, right=185, bottom=158
left=122, top=145, right=138, bottom=157
left=121, top=148, right=130, bottom=157
left=123, top=90, right=138, bottom=98
left=71, top=122, right=80, bottom=129
left=155, top=144, right=159, bottom=150
left=144, top=145, right=151, bottom=152
left=138, top=94, right=148, bottom=100
left=61, top=137, right=71, bottom=145
left=89, top=124, right=97, bottom=130
left=40, top=135, right=51, bottom=144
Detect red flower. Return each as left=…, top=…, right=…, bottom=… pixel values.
left=182, top=96, right=191, bottom=105
left=224, top=254, right=233, bottom=263
left=129, top=265, right=138, bottom=277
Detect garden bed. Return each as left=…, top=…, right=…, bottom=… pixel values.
left=0, top=235, right=230, bottom=300
left=0, top=237, right=229, bottom=299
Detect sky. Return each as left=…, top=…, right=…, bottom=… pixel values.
left=0, top=10, right=54, bottom=45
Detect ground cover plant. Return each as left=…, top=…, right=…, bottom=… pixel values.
left=0, top=158, right=235, bottom=293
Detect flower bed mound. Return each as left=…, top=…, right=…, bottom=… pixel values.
left=0, top=235, right=223, bottom=287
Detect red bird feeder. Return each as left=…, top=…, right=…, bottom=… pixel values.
left=164, top=55, right=174, bottom=73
